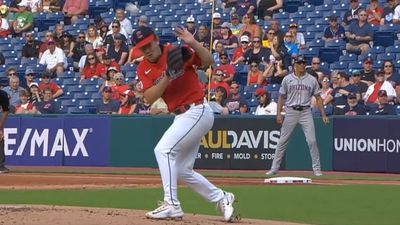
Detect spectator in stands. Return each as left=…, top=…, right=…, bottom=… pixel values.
left=234, top=0, right=257, bottom=17
left=254, top=88, right=277, bottom=115
left=22, top=32, right=41, bottom=60
left=366, top=0, right=383, bottom=26
left=109, top=8, right=132, bottom=36
left=214, top=22, right=239, bottom=50
left=0, top=5, right=10, bottom=38
left=60, top=31, right=75, bottom=58
left=98, top=20, right=109, bottom=40
left=209, top=86, right=228, bottom=115
left=330, top=70, right=340, bottom=89
left=138, top=15, right=148, bottom=27
left=270, top=20, right=285, bottom=43
left=85, top=24, right=103, bottom=49
left=62, top=0, right=88, bottom=25
left=343, top=0, right=364, bottom=26
left=72, top=32, right=89, bottom=69
left=194, top=24, right=211, bottom=50
left=223, top=82, right=247, bottom=114
left=382, top=60, right=400, bottom=102
left=262, top=29, right=275, bottom=48
left=95, top=47, right=106, bottom=63
left=15, top=89, right=34, bottom=114
left=381, top=0, right=398, bottom=25
left=99, top=67, right=118, bottom=92
left=228, top=13, right=242, bottom=37
left=78, top=43, right=94, bottom=71
left=394, top=1, right=400, bottom=23
left=270, top=34, right=290, bottom=67
left=326, top=72, right=360, bottom=109
left=28, top=82, right=42, bottom=104
left=215, top=52, right=235, bottom=83
left=52, top=23, right=64, bottom=45
left=231, top=35, right=250, bottom=64
left=39, top=39, right=67, bottom=77
left=8, top=0, right=21, bottom=21
left=2, top=76, right=25, bottom=106
left=6, top=67, right=17, bottom=78
left=212, top=12, right=222, bottom=38
left=26, top=0, right=42, bottom=13
left=367, top=90, right=396, bottom=115
left=334, top=92, right=366, bottom=115
left=238, top=13, right=262, bottom=39
left=262, top=55, right=288, bottom=85
left=135, top=95, right=153, bottom=115
left=350, top=70, right=369, bottom=100
left=306, top=57, right=329, bottom=81
left=42, top=0, right=63, bottom=13
left=111, top=72, right=129, bottom=101
left=80, top=53, right=103, bottom=80
left=247, top=61, right=263, bottom=85
left=322, top=15, right=346, bottom=41
left=210, top=69, right=230, bottom=96
left=257, top=0, right=283, bottom=21
left=288, top=23, right=305, bottom=50
left=21, top=68, right=35, bottom=90
left=283, top=32, right=299, bottom=58
left=103, top=20, right=128, bottom=46
left=345, top=10, right=373, bottom=54
left=107, top=33, right=129, bottom=65
left=360, top=57, right=376, bottom=86
left=364, top=71, right=397, bottom=104
left=96, top=86, right=119, bottom=114
left=38, top=31, right=54, bottom=58
left=102, top=55, right=120, bottom=75
left=212, top=41, right=226, bottom=65
left=243, top=36, right=271, bottom=64
left=118, top=90, right=136, bottom=115
left=312, top=76, right=333, bottom=108
left=38, top=71, right=63, bottom=98
left=185, top=16, right=197, bottom=35
left=32, top=87, right=61, bottom=114
left=0, top=51, right=4, bottom=65
left=11, top=1, right=33, bottom=37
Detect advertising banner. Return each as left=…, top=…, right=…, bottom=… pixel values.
left=195, top=117, right=281, bottom=170
left=333, top=118, right=400, bottom=172
left=5, top=117, right=111, bottom=166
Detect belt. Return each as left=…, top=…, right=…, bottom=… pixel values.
left=290, top=105, right=310, bottom=111
left=173, top=99, right=204, bottom=115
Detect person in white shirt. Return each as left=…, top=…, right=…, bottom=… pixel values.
left=108, top=8, right=132, bottom=35
left=254, top=88, right=277, bottom=115
left=393, top=2, right=400, bottom=24
left=39, top=39, right=67, bottom=77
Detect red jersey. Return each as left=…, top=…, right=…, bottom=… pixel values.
left=137, top=44, right=204, bottom=112
left=81, top=63, right=104, bottom=79
left=39, top=82, right=61, bottom=94
left=231, top=46, right=247, bottom=63
left=111, top=84, right=129, bottom=101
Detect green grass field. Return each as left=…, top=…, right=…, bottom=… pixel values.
left=0, top=185, right=399, bottom=225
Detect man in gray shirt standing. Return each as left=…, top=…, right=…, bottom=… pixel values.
left=266, top=56, right=329, bottom=177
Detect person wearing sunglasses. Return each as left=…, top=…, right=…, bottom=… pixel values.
left=81, top=53, right=103, bottom=80
left=247, top=61, right=263, bottom=85
left=110, top=72, right=129, bottom=101
left=38, top=32, right=54, bottom=59
left=213, top=52, right=235, bottom=84
left=38, top=72, right=64, bottom=99
left=22, top=32, right=41, bottom=60
left=106, top=33, right=129, bottom=66
left=72, top=31, right=90, bottom=69
left=342, top=0, right=364, bottom=26
left=103, top=20, right=128, bottom=46
left=283, top=32, right=299, bottom=59
left=243, top=36, right=271, bottom=64
left=231, top=35, right=250, bottom=64
left=345, top=10, right=373, bottom=54
left=213, top=22, right=238, bottom=50
left=322, top=15, right=345, bottom=41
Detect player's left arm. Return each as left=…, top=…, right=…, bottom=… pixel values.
left=175, top=26, right=213, bottom=68
left=315, top=95, right=329, bottom=124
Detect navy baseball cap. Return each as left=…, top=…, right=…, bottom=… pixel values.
left=132, top=26, right=156, bottom=49
left=295, top=55, right=306, bottom=64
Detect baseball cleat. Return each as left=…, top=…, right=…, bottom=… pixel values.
left=265, top=170, right=278, bottom=176
left=146, top=201, right=184, bottom=220
left=217, top=192, right=236, bottom=222
left=314, top=170, right=323, bottom=177
left=0, top=166, right=9, bottom=174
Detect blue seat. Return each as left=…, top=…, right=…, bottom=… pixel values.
left=377, top=53, right=396, bottom=61
left=80, top=99, right=96, bottom=107
left=284, top=0, right=302, bottom=13
left=298, top=18, right=314, bottom=26
left=80, top=78, right=99, bottom=85
left=358, top=53, right=376, bottom=61
left=379, top=23, right=400, bottom=32
left=330, top=61, right=348, bottom=70
left=67, top=85, right=85, bottom=93
left=299, top=48, right=319, bottom=64
left=315, top=4, right=332, bottom=11
left=331, top=3, right=348, bottom=12
left=270, top=91, right=279, bottom=102
left=303, top=31, right=316, bottom=42
left=306, top=39, right=325, bottom=48
left=314, top=18, right=330, bottom=27
left=385, top=45, right=400, bottom=54
left=63, top=78, right=80, bottom=86
left=266, top=84, right=280, bottom=92
left=368, top=46, right=385, bottom=54
left=298, top=4, right=315, bottom=12
left=273, top=11, right=289, bottom=20
left=68, top=106, right=89, bottom=114
left=74, top=92, right=91, bottom=100
left=306, top=24, right=325, bottom=33
left=61, top=99, right=78, bottom=107
left=373, top=31, right=395, bottom=48
left=246, top=97, right=258, bottom=107
left=348, top=61, right=364, bottom=70
left=339, top=54, right=357, bottom=62
left=306, top=11, right=323, bottom=19
left=319, top=47, right=341, bottom=64
left=290, top=11, right=306, bottom=19
left=325, top=39, right=346, bottom=50
left=85, top=85, right=100, bottom=92
left=91, top=93, right=102, bottom=100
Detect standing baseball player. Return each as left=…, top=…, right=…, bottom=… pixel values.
left=133, top=26, right=235, bottom=221
left=0, top=89, right=10, bottom=174
left=266, top=56, right=329, bottom=176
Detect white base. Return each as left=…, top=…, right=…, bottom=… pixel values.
left=264, top=176, right=312, bottom=184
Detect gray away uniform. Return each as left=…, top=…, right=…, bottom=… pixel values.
left=269, top=72, right=322, bottom=173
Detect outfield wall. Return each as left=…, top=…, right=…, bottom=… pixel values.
left=4, top=115, right=400, bottom=173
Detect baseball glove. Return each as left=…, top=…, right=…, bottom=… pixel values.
left=166, top=46, right=185, bottom=79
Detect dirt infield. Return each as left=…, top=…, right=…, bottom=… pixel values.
left=1, top=167, right=400, bottom=225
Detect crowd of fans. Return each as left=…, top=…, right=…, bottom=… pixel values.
left=0, top=0, right=399, bottom=116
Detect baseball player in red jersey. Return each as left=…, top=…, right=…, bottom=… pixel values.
left=133, top=26, right=236, bottom=221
